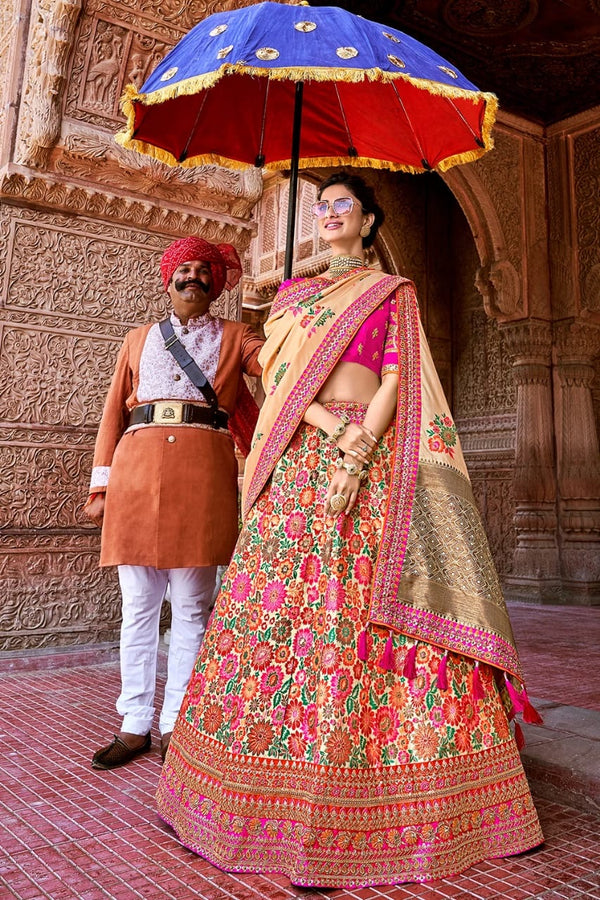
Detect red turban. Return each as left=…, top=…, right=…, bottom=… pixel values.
left=160, top=237, right=243, bottom=297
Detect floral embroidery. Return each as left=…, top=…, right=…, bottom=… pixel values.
left=270, top=362, right=289, bottom=394
left=426, top=413, right=457, bottom=458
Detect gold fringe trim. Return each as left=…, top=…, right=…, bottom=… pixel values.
left=116, top=69, right=498, bottom=173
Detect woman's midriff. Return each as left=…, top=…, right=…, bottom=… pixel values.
left=316, top=360, right=380, bottom=405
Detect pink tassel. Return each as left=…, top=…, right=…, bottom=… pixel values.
left=504, top=674, right=525, bottom=713
left=514, top=722, right=525, bottom=751
left=521, top=688, right=543, bottom=725
left=437, top=652, right=448, bottom=691
left=403, top=642, right=417, bottom=680
left=472, top=663, right=484, bottom=701
left=378, top=634, right=395, bottom=671
left=357, top=629, right=369, bottom=662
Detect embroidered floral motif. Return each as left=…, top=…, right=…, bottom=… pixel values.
left=270, top=362, right=289, bottom=394
left=427, top=413, right=457, bottom=458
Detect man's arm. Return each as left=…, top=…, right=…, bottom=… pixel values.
left=239, top=324, right=265, bottom=378
left=84, top=335, right=134, bottom=527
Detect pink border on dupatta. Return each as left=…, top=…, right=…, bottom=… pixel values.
left=243, top=274, right=408, bottom=516
left=369, top=282, right=422, bottom=628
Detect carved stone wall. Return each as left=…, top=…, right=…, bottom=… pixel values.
left=2, top=2, right=600, bottom=656
left=0, top=0, right=262, bottom=652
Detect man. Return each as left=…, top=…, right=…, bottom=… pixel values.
left=86, top=236, right=263, bottom=769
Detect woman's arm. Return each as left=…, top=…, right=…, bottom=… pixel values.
left=325, top=373, right=399, bottom=515
left=360, top=372, right=399, bottom=439
left=303, top=401, right=376, bottom=465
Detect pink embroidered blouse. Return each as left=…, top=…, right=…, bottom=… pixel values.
left=339, top=293, right=399, bottom=376
left=279, top=276, right=400, bottom=377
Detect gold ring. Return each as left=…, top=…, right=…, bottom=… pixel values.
left=330, top=493, right=347, bottom=512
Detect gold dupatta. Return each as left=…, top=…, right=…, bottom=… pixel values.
left=243, top=269, right=525, bottom=685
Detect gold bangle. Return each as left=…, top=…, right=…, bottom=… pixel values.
left=335, top=457, right=365, bottom=478
left=329, top=413, right=350, bottom=443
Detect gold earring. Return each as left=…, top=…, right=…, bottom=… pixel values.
left=360, top=223, right=371, bottom=238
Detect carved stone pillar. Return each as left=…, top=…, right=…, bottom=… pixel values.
left=554, top=320, right=600, bottom=604
left=500, top=320, right=561, bottom=602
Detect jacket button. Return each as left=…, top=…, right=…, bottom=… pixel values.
left=167, top=435, right=176, bottom=443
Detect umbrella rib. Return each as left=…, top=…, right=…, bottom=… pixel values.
left=444, top=96, right=485, bottom=147
left=334, top=84, right=357, bottom=156
left=255, top=80, right=270, bottom=167
left=391, top=81, right=431, bottom=170
left=178, top=91, right=209, bottom=163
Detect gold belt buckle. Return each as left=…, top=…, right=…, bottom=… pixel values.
left=152, top=401, right=183, bottom=424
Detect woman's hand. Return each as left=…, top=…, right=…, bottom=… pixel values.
left=335, top=422, right=377, bottom=466
left=325, top=468, right=360, bottom=516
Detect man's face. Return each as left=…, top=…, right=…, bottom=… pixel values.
left=167, top=259, right=214, bottom=321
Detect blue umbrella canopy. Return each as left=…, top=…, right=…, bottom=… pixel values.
left=117, top=1, right=497, bottom=174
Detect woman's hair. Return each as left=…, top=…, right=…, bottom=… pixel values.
left=317, top=171, right=384, bottom=248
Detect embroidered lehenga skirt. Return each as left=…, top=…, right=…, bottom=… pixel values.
left=156, top=404, right=543, bottom=888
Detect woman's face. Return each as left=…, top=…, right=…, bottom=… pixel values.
left=316, top=184, right=373, bottom=256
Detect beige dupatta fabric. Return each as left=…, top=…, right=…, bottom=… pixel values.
left=243, top=269, right=524, bottom=682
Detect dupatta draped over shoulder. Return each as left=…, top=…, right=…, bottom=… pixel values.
left=243, top=269, right=525, bottom=686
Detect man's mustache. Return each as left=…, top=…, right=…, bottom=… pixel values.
left=174, top=278, right=211, bottom=294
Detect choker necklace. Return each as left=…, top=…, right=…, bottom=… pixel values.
left=326, top=255, right=367, bottom=278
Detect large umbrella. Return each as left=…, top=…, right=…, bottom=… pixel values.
left=117, top=1, right=497, bottom=279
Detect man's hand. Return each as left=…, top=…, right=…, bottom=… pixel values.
left=85, top=494, right=106, bottom=528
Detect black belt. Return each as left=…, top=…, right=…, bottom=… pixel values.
left=129, top=402, right=228, bottom=430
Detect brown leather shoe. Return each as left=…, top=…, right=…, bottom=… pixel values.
left=91, top=732, right=151, bottom=770
left=160, top=732, right=172, bottom=763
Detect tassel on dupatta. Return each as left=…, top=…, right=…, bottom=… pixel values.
left=402, top=642, right=417, bottom=679
left=357, top=628, right=370, bottom=662
left=437, top=652, right=449, bottom=691
left=504, top=673, right=543, bottom=724
left=378, top=633, right=395, bottom=671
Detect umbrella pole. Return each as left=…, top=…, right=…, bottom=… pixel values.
left=283, top=81, right=304, bottom=282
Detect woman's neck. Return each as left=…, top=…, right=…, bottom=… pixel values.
left=326, top=254, right=367, bottom=279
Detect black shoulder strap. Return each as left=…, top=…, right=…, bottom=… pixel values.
left=159, top=318, right=219, bottom=411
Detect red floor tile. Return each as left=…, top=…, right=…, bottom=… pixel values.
left=1, top=602, right=599, bottom=899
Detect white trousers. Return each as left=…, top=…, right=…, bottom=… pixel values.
left=116, top=564, right=217, bottom=736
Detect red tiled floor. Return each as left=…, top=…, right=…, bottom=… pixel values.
left=508, top=603, right=600, bottom=710
left=1, top=603, right=599, bottom=899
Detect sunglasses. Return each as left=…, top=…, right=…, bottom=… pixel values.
left=311, top=197, right=355, bottom=218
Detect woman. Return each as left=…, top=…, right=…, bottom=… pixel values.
left=156, top=172, right=543, bottom=888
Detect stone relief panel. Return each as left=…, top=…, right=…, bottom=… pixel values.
left=441, top=0, right=538, bottom=36
left=14, top=0, right=83, bottom=168
left=0, top=445, right=93, bottom=530
left=574, top=127, right=600, bottom=316
left=468, top=468, right=516, bottom=577
left=0, top=0, right=20, bottom=140
left=0, top=536, right=121, bottom=650
left=0, top=201, right=243, bottom=651
left=454, top=305, right=517, bottom=419
left=473, top=130, right=524, bottom=279
left=0, top=206, right=170, bottom=331
left=0, top=327, right=116, bottom=429
left=64, top=0, right=262, bottom=131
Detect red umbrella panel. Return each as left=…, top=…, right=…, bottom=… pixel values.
left=117, top=2, right=497, bottom=174
left=116, top=2, right=498, bottom=276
